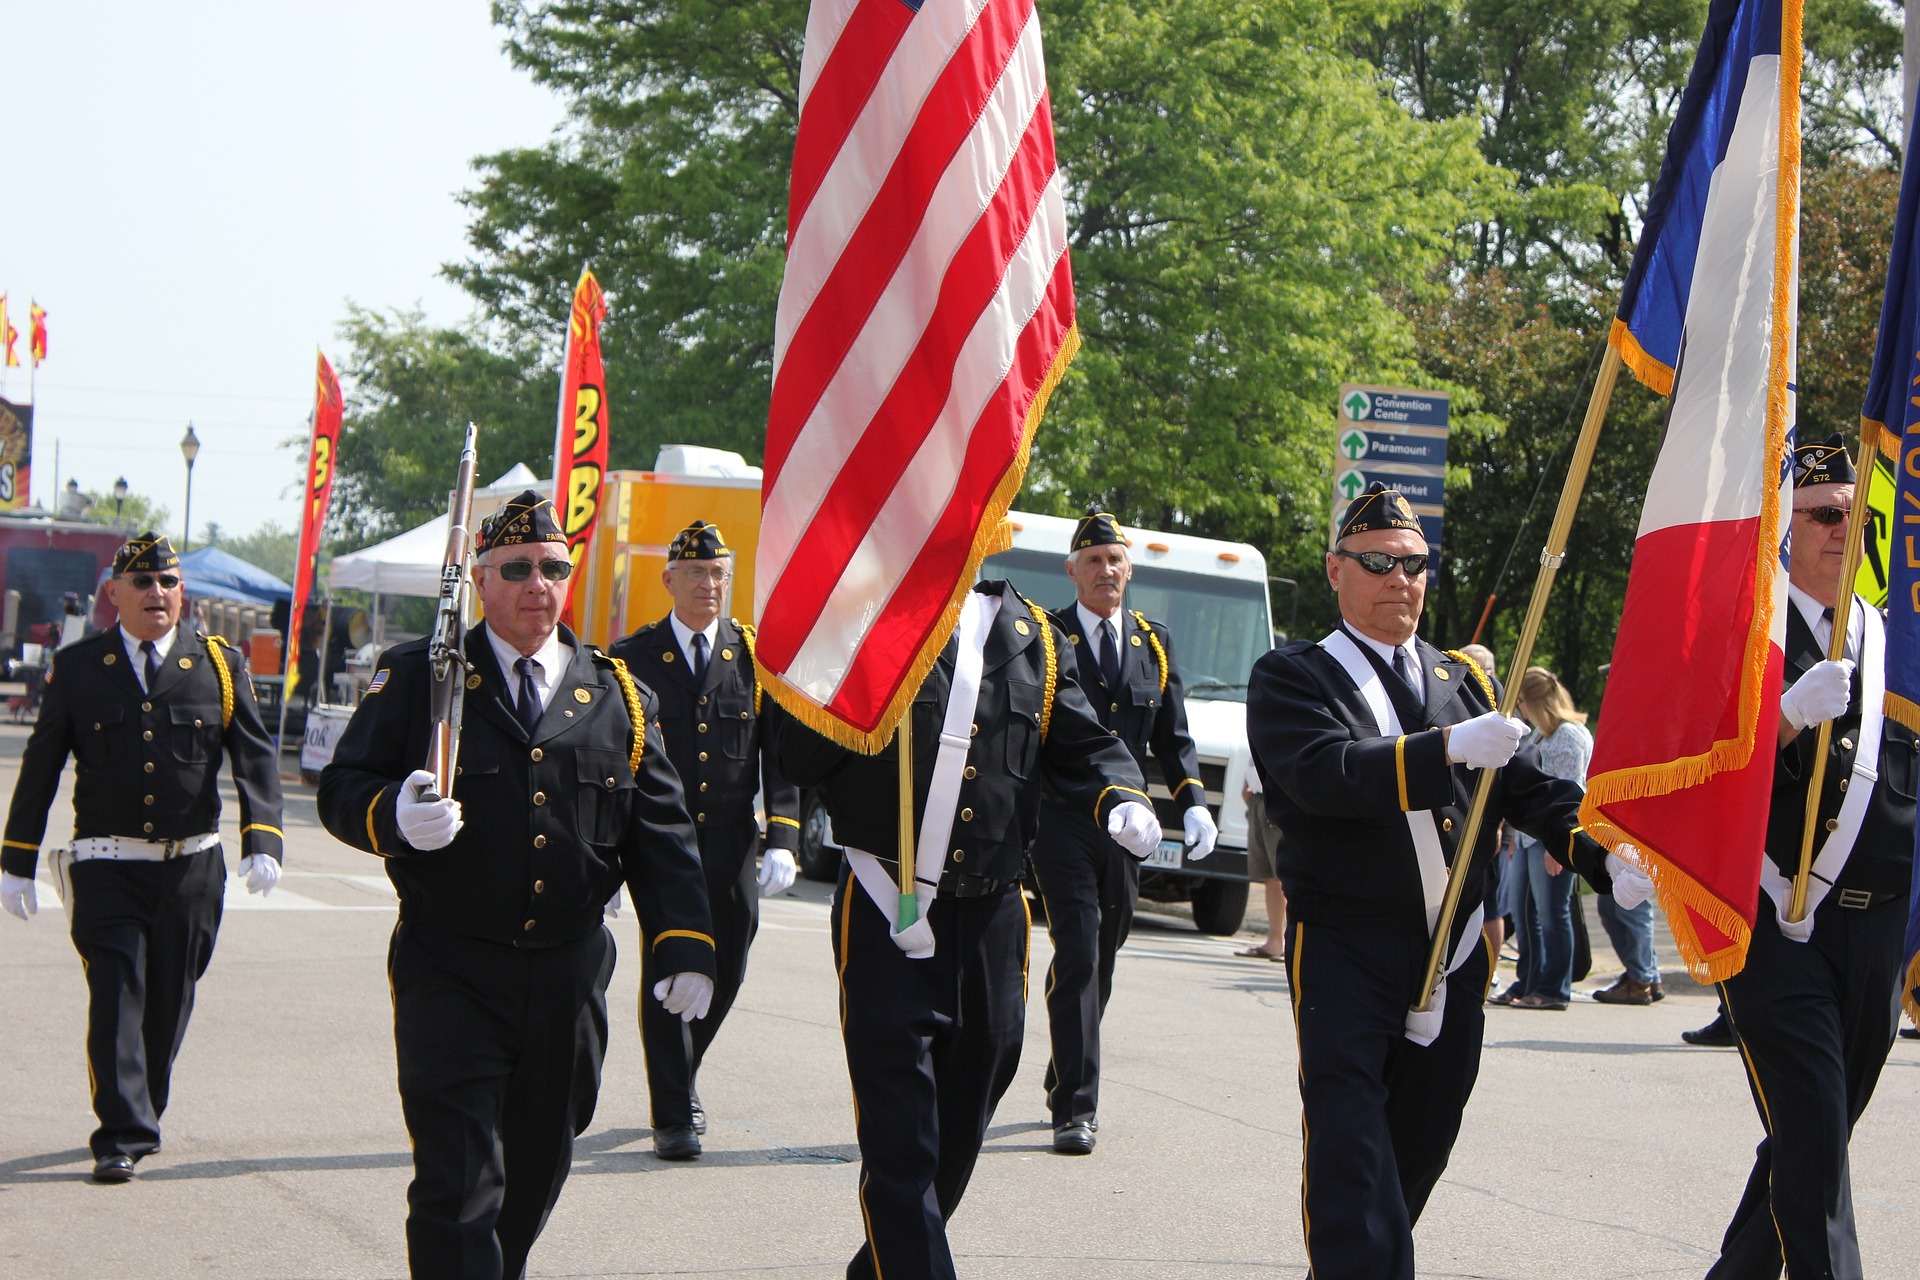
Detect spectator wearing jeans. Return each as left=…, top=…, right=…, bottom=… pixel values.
left=1505, top=666, right=1592, bottom=1011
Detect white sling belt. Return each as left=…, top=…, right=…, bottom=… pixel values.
left=1320, top=630, right=1483, bottom=1045
left=846, top=590, right=1000, bottom=959
left=1760, top=602, right=1883, bottom=943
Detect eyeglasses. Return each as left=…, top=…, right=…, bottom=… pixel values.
left=1794, top=505, right=1847, bottom=527
left=1335, top=550, right=1430, bottom=577
left=672, top=566, right=731, bottom=585
left=127, top=573, right=182, bottom=591
left=492, top=558, right=574, bottom=583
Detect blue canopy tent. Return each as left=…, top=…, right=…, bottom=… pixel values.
left=177, top=547, right=293, bottom=606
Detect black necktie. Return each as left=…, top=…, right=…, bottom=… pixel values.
left=691, top=632, right=709, bottom=685
left=1392, top=647, right=1422, bottom=700
left=1098, top=620, right=1121, bottom=692
left=139, top=640, right=159, bottom=692
left=514, top=657, right=542, bottom=735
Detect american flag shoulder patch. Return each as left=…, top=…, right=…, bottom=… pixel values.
left=366, top=670, right=389, bottom=695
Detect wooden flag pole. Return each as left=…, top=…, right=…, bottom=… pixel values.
left=897, top=725, right=919, bottom=931
left=1414, top=344, right=1623, bottom=1012
left=1785, top=430, right=1878, bottom=923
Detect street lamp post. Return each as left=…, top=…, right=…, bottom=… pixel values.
left=180, top=425, right=200, bottom=552
left=112, top=476, right=128, bottom=526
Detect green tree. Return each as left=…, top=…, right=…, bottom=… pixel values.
left=81, top=489, right=169, bottom=535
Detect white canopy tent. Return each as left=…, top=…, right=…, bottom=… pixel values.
left=328, top=464, right=541, bottom=598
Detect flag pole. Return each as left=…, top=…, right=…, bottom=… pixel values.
left=897, top=725, right=919, bottom=931
left=1414, top=343, right=1623, bottom=1012
left=1785, top=429, right=1879, bottom=922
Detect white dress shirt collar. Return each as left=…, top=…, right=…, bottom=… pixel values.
left=120, top=625, right=178, bottom=692
left=1787, top=582, right=1861, bottom=663
left=1342, top=622, right=1420, bottom=682
left=484, top=623, right=568, bottom=714
left=668, top=613, right=721, bottom=668
left=1076, top=602, right=1123, bottom=646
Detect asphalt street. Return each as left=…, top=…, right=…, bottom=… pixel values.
left=1, top=720, right=1914, bottom=1279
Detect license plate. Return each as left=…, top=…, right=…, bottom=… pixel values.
left=1145, top=838, right=1185, bottom=870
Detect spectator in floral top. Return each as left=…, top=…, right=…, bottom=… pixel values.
left=1501, top=667, right=1591, bottom=1010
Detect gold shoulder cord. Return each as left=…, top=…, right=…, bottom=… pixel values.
left=1019, top=593, right=1057, bottom=740
left=735, top=619, right=764, bottom=715
left=1445, top=650, right=1496, bottom=705
left=203, top=636, right=236, bottom=729
left=609, top=656, right=647, bottom=775
left=1131, top=610, right=1169, bottom=694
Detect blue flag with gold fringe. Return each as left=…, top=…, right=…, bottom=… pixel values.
left=1858, top=85, right=1920, bottom=1022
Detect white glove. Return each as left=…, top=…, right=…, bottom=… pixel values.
left=237, top=855, right=281, bottom=897
left=1606, top=847, right=1656, bottom=911
left=1107, top=800, right=1162, bottom=860
left=653, top=972, right=715, bottom=1022
left=1, top=871, right=37, bottom=921
left=758, top=846, right=798, bottom=897
left=1446, top=711, right=1528, bottom=769
left=1779, top=658, right=1854, bottom=731
left=604, top=890, right=623, bottom=919
left=1183, top=806, right=1218, bottom=861
left=395, top=769, right=463, bottom=851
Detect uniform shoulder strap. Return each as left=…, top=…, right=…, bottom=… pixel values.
left=1131, top=610, right=1169, bottom=695
left=1443, top=650, right=1496, bottom=706
left=202, top=634, right=236, bottom=729
left=603, top=652, right=647, bottom=775
left=1017, top=592, right=1058, bottom=740
left=732, top=618, right=764, bottom=715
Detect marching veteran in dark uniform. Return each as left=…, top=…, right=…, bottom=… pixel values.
left=608, top=518, right=801, bottom=1161
left=1246, top=484, right=1631, bottom=1280
left=317, top=492, right=715, bottom=1280
left=1705, top=435, right=1916, bottom=1280
left=1031, top=508, right=1215, bottom=1155
left=0, top=532, right=284, bottom=1184
left=779, top=578, right=1159, bottom=1280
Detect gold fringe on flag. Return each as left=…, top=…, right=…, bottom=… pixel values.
left=758, top=325, right=1081, bottom=755
left=1577, top=811, right=1755, bottom=984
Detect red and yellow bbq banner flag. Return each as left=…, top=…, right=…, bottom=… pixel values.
left=29, top=303, right=47, bottom=367
left=285, top=351, right=344, bottom=699
left=552, top=267, right=609, bottom=630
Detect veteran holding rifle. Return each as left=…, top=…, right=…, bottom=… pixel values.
left=1246, top=484, right=1630, bottom=1280
left=319, top=486, right=714, bottom=1280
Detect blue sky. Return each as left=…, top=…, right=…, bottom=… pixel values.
left=0, top=1, right=566, bottom=539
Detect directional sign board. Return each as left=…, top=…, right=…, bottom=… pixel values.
left=1331, top=383, right=1449, bottom=551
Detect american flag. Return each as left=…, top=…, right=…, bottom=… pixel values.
left=753, top=0, right=1078, bottom=752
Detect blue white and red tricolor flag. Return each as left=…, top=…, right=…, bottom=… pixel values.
left=1581, top=0, right=1801, bottom=983
left=754, top=0, right=1077, bottom=751
left=1858, top=79, right=1920, bottom=1023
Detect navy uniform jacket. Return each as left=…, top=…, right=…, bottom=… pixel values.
left=780, top=582, right=1147, bottom=884
left=1050, top=605, right=1205, bottom=810
left=607, top=615, right=800, bottom=851
left=1768, top=605, right=1916, bottom=895
left=1248, top=633, right=1608, bottom=948
left=316, top=625, right=715, bottom=977
left=2, top=623, right=285, bottom=876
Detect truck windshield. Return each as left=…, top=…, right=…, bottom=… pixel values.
left=981, top=547, right=1271, bottom=703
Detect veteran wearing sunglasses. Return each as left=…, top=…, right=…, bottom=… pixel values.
left=318, top=491, right=715, bottom=1280
left=1245, top=483, right=1619, bottom=1280
left=0, top=532, right=285, bottom=1184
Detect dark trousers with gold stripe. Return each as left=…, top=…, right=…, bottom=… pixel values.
left=1031, top=800, right=1138, bottom=1126
left=832, top=868, right=1029, bottom=1280
left=1287, top=919, right=1491, bottom=1280
left=639, top=820, right=759, bottom=1128
left=390, top=919, right=614, bottom=1280
left=68, top=846, right=225, bottom=1160
left=1709, top=893, right=1906, bottom=1280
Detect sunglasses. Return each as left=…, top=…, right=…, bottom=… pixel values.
left=127, top=573, right=182, bottom=591
left=492, top=558, right=574, bottom=583
left=1335, top=549, right=1430, bottom=577
left=1794, top=505, right=1847, bottom=527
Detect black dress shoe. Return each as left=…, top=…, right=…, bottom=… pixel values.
left=1052, top=1122, right=1095, bottom=1156
left=90, top=1155, right=136, bottom=1184
left=689, top=1093, right=707, bottom=1136
left=1682, top=1015, right=1735, bottom=1047
left=653, top=1126, right=702, bottom=1161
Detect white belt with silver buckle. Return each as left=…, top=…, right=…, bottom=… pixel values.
left=72, top=833, right=220, bottom=862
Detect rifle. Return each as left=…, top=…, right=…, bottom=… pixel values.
left=424, top=423, right=479, bottom=799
